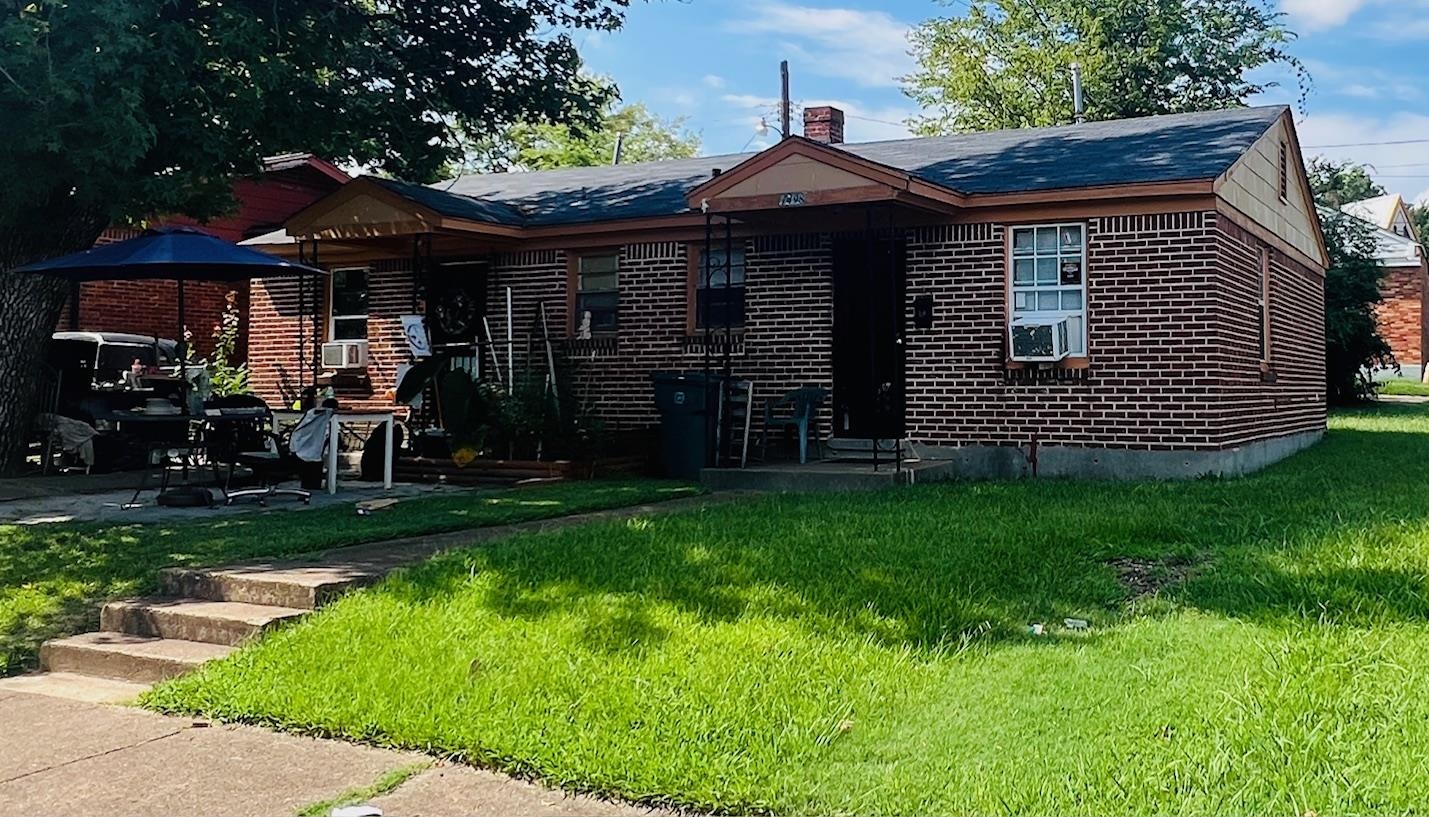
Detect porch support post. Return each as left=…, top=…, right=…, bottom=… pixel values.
left=703, top=211, right=713, bottom=469
left=311, top=239, right=322, bottom=390
left=866, top=207, right=879, bottom=473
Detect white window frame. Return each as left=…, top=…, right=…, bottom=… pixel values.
left=1009, top=223, right=1088, bottom=358
left=328, top=266, right=370, bottom=341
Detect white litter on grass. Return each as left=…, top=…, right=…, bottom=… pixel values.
left=331, top=806, right=382, bottom=817
left=1064, top=618, right=1090, bottom=631
left=1028, top=623, right=1045, bottom=636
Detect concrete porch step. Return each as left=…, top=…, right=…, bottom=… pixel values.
left=40, top=632, right=234, bottom=684
left=159, top=560, right=393, bottom=609
left=101, top=598, right=307, bottom=646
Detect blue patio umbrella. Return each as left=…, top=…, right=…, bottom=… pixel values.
left=14, top=225, right=325, bottom=357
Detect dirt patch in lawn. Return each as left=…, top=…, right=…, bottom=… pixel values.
left=1106, top=556, right=1199, bottom=600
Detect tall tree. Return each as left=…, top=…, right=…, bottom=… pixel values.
left=1321, top=210, right=1393, bottom=403
left=0, top=0, right=627, bottom=468
left=905, top=0, right=1308, bottom=134
left=460, top=95, right=699, bottom=174
left=1307, top=158, right=1387, bottom=208
left=1409, top=203, right=1429, bottom=248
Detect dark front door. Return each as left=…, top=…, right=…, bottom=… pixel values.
left=831, top=234, right=906, bottom=439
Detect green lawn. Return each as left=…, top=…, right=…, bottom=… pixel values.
left=146, top=406, right=1429, bottom=815
left=1379, top=378, right=1429, bottom=396
left=0, top=479, right=697, bottom=675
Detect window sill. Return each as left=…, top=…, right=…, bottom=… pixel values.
left=1003, top=358, right=1090, bottom=385
left=1004, top=356, right=1090, bottom=370
left=563, top=335, right=619, bottom=356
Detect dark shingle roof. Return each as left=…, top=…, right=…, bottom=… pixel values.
left=390, top=106, right=1286, bottom=228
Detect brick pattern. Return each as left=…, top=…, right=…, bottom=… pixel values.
left=1215, top=218, right=1326, bottom=445
left=1374, top=263, right=1426, bottom=370
left=58, top=279, right=235, bottom=357
left=247, top=260, right=413, bottom=410
left=246, top=210, right=1327, bottom=452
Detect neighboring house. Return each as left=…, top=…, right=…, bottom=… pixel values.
left=1341, top=193, right=1419, bottom=241
left=246, top=104, right=1328, bottom=479
left=59, top=154, right=348, bottom=357
left=1332, top=196, right=1428, bottom=381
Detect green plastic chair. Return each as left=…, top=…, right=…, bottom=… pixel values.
left=761, top=386, right=829, bottom=464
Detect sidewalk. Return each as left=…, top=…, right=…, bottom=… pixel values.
left=0, top=691, right=657, bottom=817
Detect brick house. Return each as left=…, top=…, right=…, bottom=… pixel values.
left=246, top=105, right=1329, bottom=479
left=59, top=154, right=348, bottom=356
left=1335, top=195, right=1428, bottom=381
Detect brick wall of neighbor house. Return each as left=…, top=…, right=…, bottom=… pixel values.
left=1374, top=264, right=1425, bottom=369
left=249, top=211, right=1324, bottom=452
left=57, top=279, right=235, bottom=357
left=1216, top=217, right=1326, bottom=446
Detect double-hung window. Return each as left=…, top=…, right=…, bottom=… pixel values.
left=575, top=253, right=619, bottom=333
left=1010, top=224, right=1087, bottom=357
left=697, top=246, right=747, bottom=330
left=329, top=267, right=369, bottom=341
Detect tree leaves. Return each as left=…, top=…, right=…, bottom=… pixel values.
left=904, top=0, right=1310, bottom=135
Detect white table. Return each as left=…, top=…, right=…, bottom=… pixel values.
left=327, top=411, right=394, bottom=495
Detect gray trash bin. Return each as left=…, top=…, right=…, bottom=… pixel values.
left=651, top=371, right=719, bottom=480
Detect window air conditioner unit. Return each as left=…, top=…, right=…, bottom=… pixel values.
left=1009, top=316, right=1070, bottom=362
left=322, top=340, right=369, bottom=369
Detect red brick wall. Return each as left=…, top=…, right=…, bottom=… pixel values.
left=247, top=260, right=412, bottom=410
left=1374, top=263, right=1426, bottom=370
left=1216, top=218, right=1326, bottom=445
left=59, top=169, right=341, bottom=360
left=247, top=211, right=1327, bottom=452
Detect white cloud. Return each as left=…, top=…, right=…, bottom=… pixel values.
left=1297, top=111, right=1429, bottom=202
left=702, top=74, right=727, bottom=89
left=1280, top=0, right=1372, bottom=31
left=733, top=1, right=914, bottom=88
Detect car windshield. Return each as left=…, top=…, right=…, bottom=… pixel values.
left=96, top=343, right=159, bottom=376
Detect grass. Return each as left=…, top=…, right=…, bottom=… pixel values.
left=0, top=479, right=698, bottom=675
left=293, top=761, right=431, bottom=817
left=146, top=405, right=1429, bottom=815
left=1378, top=378, right=1429, bottom=396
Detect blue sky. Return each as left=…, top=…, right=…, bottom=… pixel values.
left=579, top=0, right=1429, bottom=202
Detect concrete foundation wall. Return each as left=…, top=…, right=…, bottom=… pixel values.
left=912, top=427, right=1324, bottom=481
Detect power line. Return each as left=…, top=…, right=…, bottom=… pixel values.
left=1305, top=138, right=1429, bottom=149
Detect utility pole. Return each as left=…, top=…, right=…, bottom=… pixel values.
left=1070, top=62, right=1085, bottom=123
left=779, top=60, right=791, bottom=139
left=611, top=132, right=625, bottom=165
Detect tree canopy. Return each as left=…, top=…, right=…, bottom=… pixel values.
left=1321, top=209, right=1393, bottom=403
left=1307, top=159, right=1387, bottom=208
left=460, top=93, right=700, bottom=174
left=904, top=0, right=1309, bottom=134
left=0, top=0, right=630, bottom=467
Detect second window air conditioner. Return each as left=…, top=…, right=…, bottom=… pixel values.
left=1009, top=316, right=1070, bottom=362
left=321, top=339, right=369, bottom=369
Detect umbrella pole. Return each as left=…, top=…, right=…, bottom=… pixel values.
left=176, top=277, right=186, bottom=363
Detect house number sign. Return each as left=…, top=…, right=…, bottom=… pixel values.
left=778, top=192, right=807, bottom=207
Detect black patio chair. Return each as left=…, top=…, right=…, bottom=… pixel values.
left=203, top=395, right=311, bottom=506
left=761, top=386, right=830, bottom=464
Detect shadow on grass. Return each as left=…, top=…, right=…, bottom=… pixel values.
left=0, top=481, right=695, bottom=674
left=379, top=423, right=1429, bottom=656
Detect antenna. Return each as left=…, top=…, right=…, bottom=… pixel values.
left=780, top=60, right=791, bottom=139
left=1070, top=63, right=1085, bottom=123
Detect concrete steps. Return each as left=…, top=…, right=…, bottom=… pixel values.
left=40, top=633, right=234, bottom=684
left=101, top=598, right=307, bottom=646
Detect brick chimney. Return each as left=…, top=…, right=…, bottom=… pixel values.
left=803, top=106, right=845, bottom=145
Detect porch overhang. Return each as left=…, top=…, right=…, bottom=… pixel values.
left=686, top=136, right=968, bottom=219
left=284, top=176, right=524, bottom=243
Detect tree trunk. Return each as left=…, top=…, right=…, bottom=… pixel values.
left=0, top=196, right=108, bottom=473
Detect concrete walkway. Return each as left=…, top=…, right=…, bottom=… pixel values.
left=0, top=691, right=655, bottom=817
